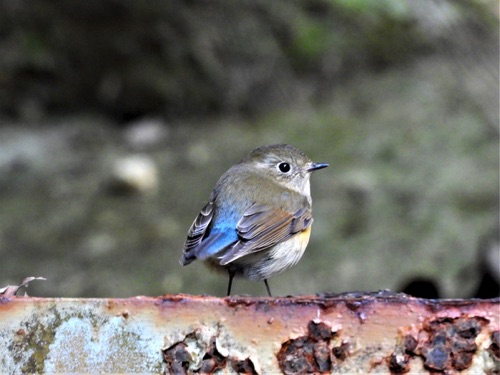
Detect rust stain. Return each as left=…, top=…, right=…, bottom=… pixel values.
left=332, top=341, right=350, bottom=361
left=489, top=331, right=500, bottom=359
left=387, top=351, right=410, bottom=373
left=276, top=320, right=340, bottom=374
left=162, top=340, right=191, bottom=374
left=386, top=334, right=417, bottom=373
left=403, top=334, right=418, bottom=353
left=316, top=291, right=419, bottom=321
left=388, top=316, right=491, bottom=373
left=419, top=316, right=487, bottom=371
left=197, top=336, right=227, bottom=373
left=158, top=294, right=196, bottom=307
left=15, top=329, right=26, bottom=336
left=231, top=357, right=258, bottom=374
left=224, top=296, right=267, bottom=309
left=162, top=332, right=258, bottom=374
left=420, top=297, right=499, bottom=316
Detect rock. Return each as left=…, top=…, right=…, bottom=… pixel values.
left=107, top=154, right=159, bottom=195
left=123, top=118, right=170, bottom=150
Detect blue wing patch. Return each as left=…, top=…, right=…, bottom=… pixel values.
left=180, top=199, right=240, bottom=264
left=194, top=227, right=238, bottom=260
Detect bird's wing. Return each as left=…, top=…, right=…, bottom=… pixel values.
left=180, top=199, right=241, bottom=265
left=219, top=204, right=313, bottom=265
left=180, top=200, right=215, bottom=265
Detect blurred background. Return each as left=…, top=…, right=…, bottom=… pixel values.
left=0, top=0, right=498, bottom=298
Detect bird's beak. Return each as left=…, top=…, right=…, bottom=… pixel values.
left=307, top=162, right=329, bottom=172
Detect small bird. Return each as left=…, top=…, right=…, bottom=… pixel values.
left=180, top=144, right=328, bottom=296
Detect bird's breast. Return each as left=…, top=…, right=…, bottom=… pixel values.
left=264, top=226, right=312, bottom=275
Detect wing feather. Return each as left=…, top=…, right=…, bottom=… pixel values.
left=219, top=204, right=312, bottom=265
left=180, top=200, right=215, bottom=265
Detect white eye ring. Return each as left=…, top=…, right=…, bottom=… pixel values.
left=277, top=162, right=291, bottom=173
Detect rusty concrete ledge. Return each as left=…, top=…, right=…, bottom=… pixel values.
left=0, top=291, right=498, bottom=374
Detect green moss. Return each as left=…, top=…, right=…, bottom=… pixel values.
left=18, top=307, right=62, bottom=373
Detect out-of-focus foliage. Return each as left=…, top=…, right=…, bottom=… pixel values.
left=0, top=0, right=432, bottom=120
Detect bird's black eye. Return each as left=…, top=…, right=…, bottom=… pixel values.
left=278, top=162, right=291, bottom=173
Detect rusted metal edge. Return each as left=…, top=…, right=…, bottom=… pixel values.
left=0, top=291, right=498, bottom=374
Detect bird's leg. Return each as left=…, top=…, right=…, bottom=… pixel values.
left=264, top=279, right=272, bottom=297
left=226, top=270, right=235, bottom=296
